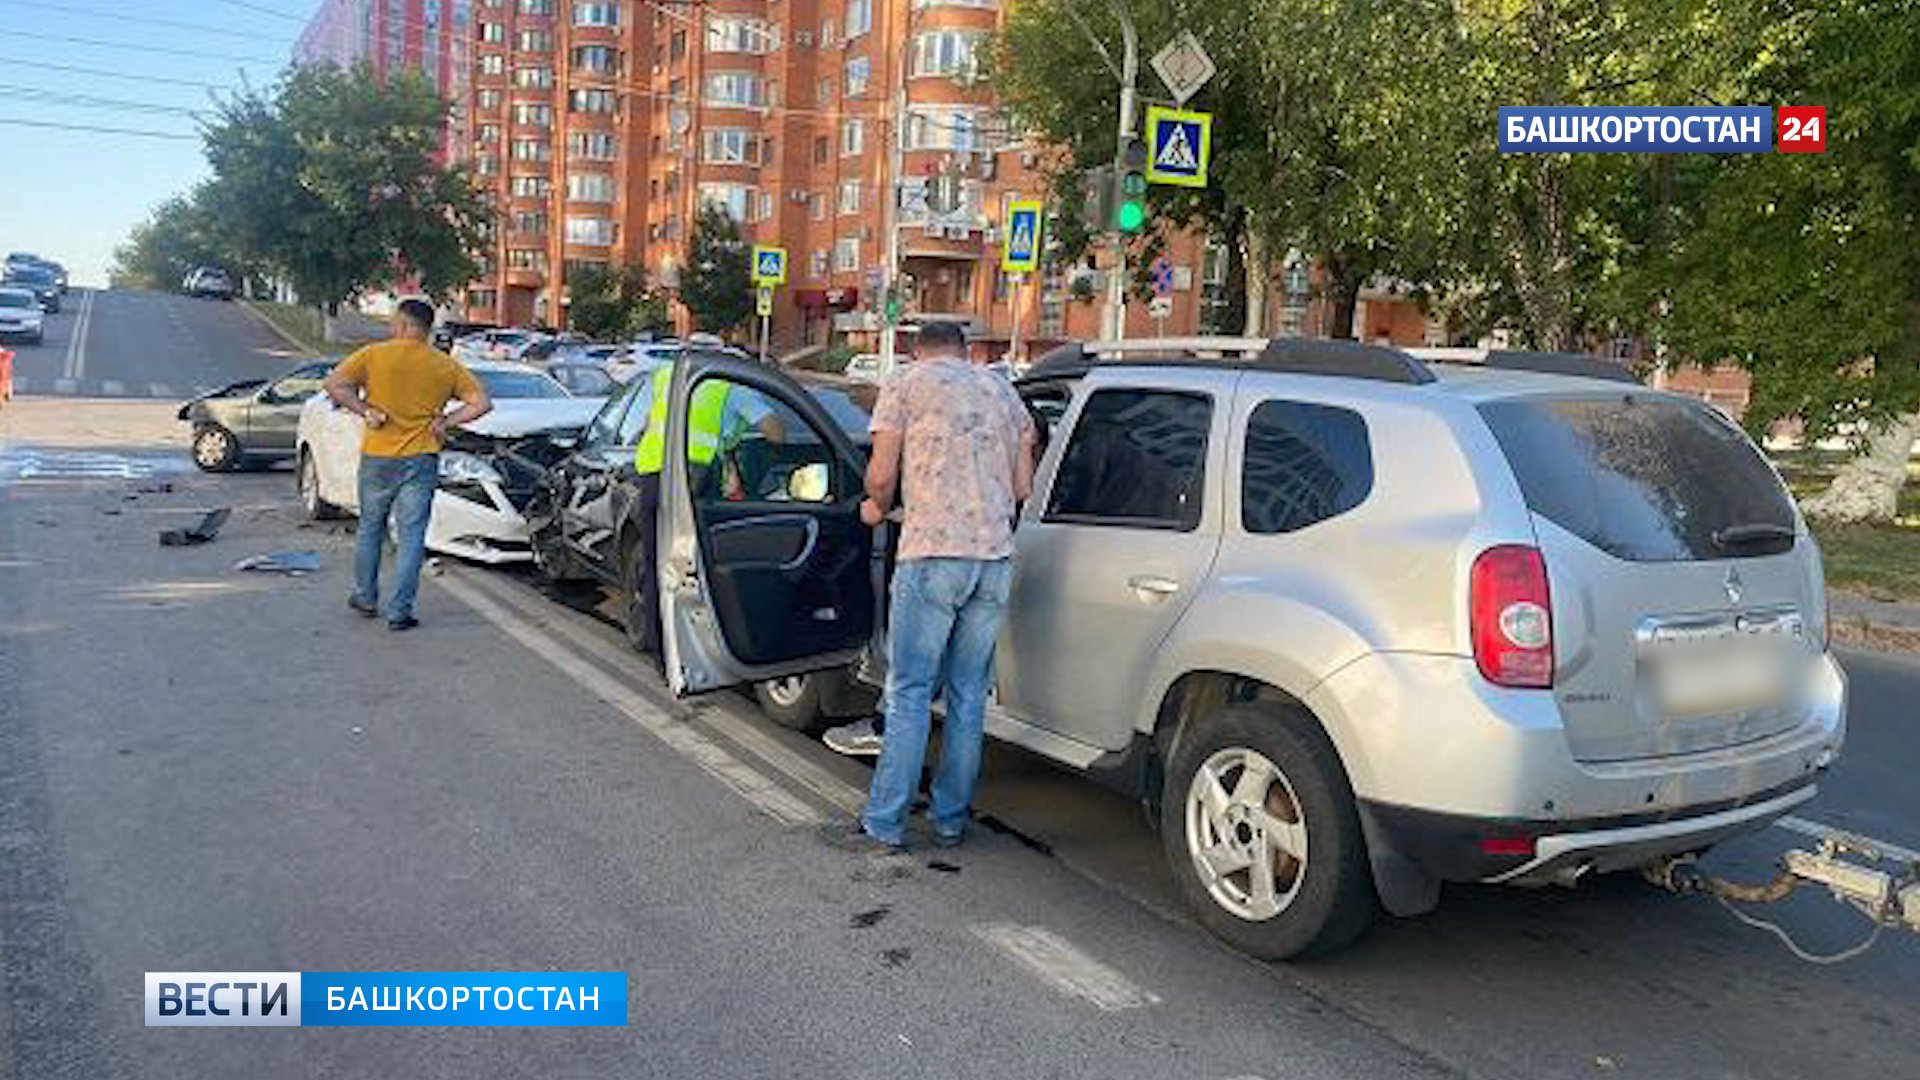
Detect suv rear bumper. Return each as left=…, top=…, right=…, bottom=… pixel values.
left=1361, top=776, right=1817, bottom=889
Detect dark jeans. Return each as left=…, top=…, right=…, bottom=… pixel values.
left=354, top=454, right=437, bottom=620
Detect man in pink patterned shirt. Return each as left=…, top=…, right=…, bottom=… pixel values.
left=842, top=322, right=1035, bottom=851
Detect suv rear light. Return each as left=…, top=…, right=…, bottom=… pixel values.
left=1471, top=546, right=1554, bottom=689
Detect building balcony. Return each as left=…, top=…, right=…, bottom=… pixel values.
left=504, top=266, right=547, bottom=288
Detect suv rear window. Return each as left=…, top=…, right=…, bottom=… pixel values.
left=1478, top=395, right=1796, bottom=562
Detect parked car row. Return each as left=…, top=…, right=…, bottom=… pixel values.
left=187, top=336, right=1849, bottom=960
left=2, top=252, right=70, bottom=345
left=182, top=266, right=236, bottom=300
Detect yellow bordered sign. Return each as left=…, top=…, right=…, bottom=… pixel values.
left=751, top=246, right=788, bottom=287
left=1145, top=106, right=1212, bottom=188
left=1001, top=200, right=1043, bottom=275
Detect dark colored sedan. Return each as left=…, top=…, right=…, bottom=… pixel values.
left=178, top=360, right=334, bottom=471
left=2, top=267, right=60, bottom=313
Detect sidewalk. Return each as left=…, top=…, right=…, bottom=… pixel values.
left=1830, top=592, right=1920, bottom=653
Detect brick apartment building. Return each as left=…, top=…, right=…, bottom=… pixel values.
left=295, top=0, right=1431, bottom=356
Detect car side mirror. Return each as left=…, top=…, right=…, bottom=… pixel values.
left=787, top=462, right=831, bottom=504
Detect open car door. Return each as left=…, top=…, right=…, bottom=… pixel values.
left=659, top=353, right=876, bottom=695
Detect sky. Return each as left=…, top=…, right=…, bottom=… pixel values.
left=0, top=0, right=309, bottom=286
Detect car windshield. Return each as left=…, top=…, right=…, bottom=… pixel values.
left=551, top=365, right=615, bottom=397
left=0, top=291, right=33, bottom=309
left=477, top=369, right=571, bottom=399
left=7, top=269, right=52, bottom=286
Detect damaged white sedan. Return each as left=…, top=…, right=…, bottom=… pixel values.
left=295, top=361, right=604, bottom=564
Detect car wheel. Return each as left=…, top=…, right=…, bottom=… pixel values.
left=192, top=425, right=240, bottom=472
left=1160, top=703, right=1378, bottom=960
left=619, top=533, right=660, bottom=656
left=753, top=675, right=826, bottom=733
left=299, top=451, right=342, bottom=521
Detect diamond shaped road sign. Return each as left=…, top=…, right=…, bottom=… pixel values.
left=1150, top=31, right=1216, bottom=107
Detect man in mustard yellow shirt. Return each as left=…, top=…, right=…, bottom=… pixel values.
left=322, top=299, right=491, bottom=630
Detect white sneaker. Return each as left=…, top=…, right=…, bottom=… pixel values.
left=823, top=718, right=884, bottom=757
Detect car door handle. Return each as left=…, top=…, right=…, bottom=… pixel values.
left=1127, top=575, right=1181, bottom=599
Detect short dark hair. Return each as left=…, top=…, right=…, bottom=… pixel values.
left=916, top=320, right=966, bottom=354
left=397, top=298, right=435, bottom=334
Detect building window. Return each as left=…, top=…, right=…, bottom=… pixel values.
left=706, top=15, right=775, bottom=54
left=670, top=29, right=687, bottom=61
left=567, top=172, right=616, bottom=202
left=512, top=209, right=547, bottom=234
left=467, top=288, right=498, bottom=311
left=517, top=28, right=553, bottom=51
left=701, top=129, right=762, bottom=165
left=697, top=183, right=758, bottom=223
left=571, top=2, right=618, bottom=28
left=833, top=237, right=860, bottom=272
left=911, top=30, right=985, bottom=79
left=809, top=192, right=827, bottom=221
left=844, top=56, right=870, bottom=97
left=510, top=175, right=551, bottom=198
left=819, top=17, right=837, bottom=46
left=704, top=72, right=766, bottom=108
left=810, top=250, right=829, bottom=279
left=507, top=249, right=548, bottom=271
left=840, top=118, right=864, bottom=156
left=845, top=0, right=870, bottom=37
left=813, top=135, right=830, bottom=164
left=479, top=54, right=506, bottom=76
left=905, top=108, right=981, bottom=152
left=569, top=88, right=618, bottom=113
left=477, top=88, right=503, bottom=110
left=569, top=131, right=617, bottom=160
left=512, top=103, right=552, bottom=127
left=517, top=0, right=553, bottom=14
left=480, top=22, right=505, bottom=43
left=565, top=216, right=616, bottom=245
left=817, top=76, right=834, bottom=105
left=474, top=154, right=499, bottom=175
left=511, top=138, right=549, bottom=162
left=514, top=66, right=553, bottom=88
left=477, top=123, right=502, bottom=144
left=571, top=45, right=620, bottom=74
left=837, top=180, right=860, bottom=215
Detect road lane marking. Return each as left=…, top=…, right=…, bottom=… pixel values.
left=61, top=288, right=94, bottom=380
left=970, top=923, right=1161, bottom=1012
left=456, top=570, right=869, bottom=818
left=1775, top=815, right=1920, bottom=862
left=438, top=571, right=823, bottom=828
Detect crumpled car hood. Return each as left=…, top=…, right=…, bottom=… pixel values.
left=453, top=398, right=603, bottom=438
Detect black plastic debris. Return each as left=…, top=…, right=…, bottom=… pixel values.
left=159, top=508, right=231, bottom=547
left=233, top=551, right=322, bottom=575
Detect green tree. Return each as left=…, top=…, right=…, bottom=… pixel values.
left=679, top=204, right=753, bottom=335
left=199, top=63, right=490, bottom=338
left=569, top=261, right=672, bottom=340
left=109, top=185, right=243, bottom=291
left=1664, top=0, right=1920, bottom=521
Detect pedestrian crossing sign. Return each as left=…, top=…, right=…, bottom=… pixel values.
left=1145, top=106, right=1211, bottom=188
left=751, top=246, right=788, bottom=286
left=1001, top=200, right=1043, bottom=274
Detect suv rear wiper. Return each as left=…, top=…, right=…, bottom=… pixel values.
left=1712, top=522, right=1797, bottom=549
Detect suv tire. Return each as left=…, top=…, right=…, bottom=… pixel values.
left=192, top=425, right=240, bottom=472
left=1160, top=703, right=1377, bottom=960
left=620, top=533, right=660, bottom=656
left=753, top=675, right=825, bottom=732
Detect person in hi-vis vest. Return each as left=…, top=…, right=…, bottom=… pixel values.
left=625, top=361, right=783, bottom=658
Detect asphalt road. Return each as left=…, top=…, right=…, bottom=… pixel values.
left=5, top=288, right=313, bottom=401
left=0, top=294, right=1914, bottom=1079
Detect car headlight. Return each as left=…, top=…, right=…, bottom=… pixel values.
left=439, top=451, right=503, bottom=486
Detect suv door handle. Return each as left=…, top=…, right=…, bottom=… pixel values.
left=1127, top=575, right=1181, bottom=599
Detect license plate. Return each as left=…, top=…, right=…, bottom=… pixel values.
left=1654, top=645, right=1790, bottom=717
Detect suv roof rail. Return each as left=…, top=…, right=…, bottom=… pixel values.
left=1027, top=336, right=1436, bottom=385
left=1408, top=348, right=1640, bottom=385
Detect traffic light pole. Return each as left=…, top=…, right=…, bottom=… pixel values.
left=1102, top=1, right=1138, bottom=343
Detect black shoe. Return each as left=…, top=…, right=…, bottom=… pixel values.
left=348, top=596, right=378, bottom=618
left=817, top=819, right=908, bottom=854
left=930, top=829, right=965, bottom=850
left=386, top=615, right=419, bottom=632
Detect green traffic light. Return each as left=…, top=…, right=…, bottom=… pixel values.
left=1117, top=200, right=1146, bottom=232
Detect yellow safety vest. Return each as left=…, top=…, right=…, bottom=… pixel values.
left=634, top=364, right=734, bottom=475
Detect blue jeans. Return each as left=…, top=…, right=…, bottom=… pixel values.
left=353, top=454, right=437, bottom=620
left=862, top=557, right=1014, bottom=845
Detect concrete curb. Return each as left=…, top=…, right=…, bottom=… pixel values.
left=1831, top=617, right=1920, bottom=655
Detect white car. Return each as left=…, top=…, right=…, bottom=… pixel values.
left=0, top=287, right=45, bottom=345
left=295, top=362, right=605, bottom=564
left=607, top=341, right=682, bottom=384
left=453, top=328, right=541, bottom=366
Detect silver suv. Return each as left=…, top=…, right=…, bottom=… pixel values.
left=644, top=339, right=1846, bottom=958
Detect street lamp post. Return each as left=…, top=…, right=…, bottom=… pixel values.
left=1102, top=0, right=1139, bottom=343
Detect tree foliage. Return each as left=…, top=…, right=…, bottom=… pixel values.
left=679, top=205, right=753, bottom=334
left=109, top=185, right=244, bottom=291
left=569, top=261, right=671, bottom=340
left=199, top=63, right=490, bottom=310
